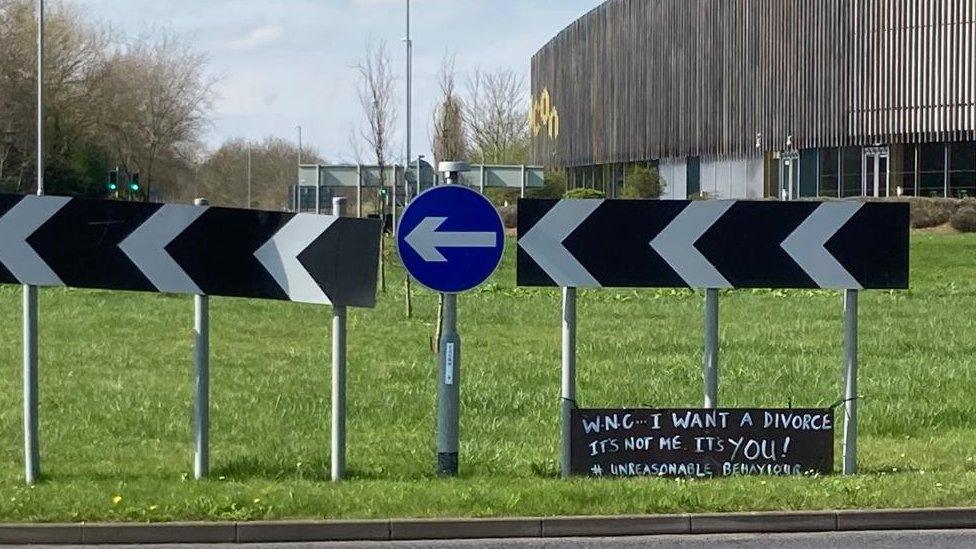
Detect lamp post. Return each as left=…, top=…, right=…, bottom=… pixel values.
left=24, top=0, right=44, bottom=485
left=405, top=0, right=413, bottom=202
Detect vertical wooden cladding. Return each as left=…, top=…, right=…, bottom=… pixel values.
left=531, top=0, right=976, bottom=168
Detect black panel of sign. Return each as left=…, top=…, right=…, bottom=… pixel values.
left=0, top=194, right=382, bottom=307
left=571, top=408, right=834, bottom=478
left=518, top=199, right=910, bottom=290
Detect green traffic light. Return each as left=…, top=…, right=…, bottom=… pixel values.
left=129, top=183, right=139, bottom=192
left=107, top=183, right=118, bottom=191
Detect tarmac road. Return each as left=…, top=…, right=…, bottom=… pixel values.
left=22, top=529, right=976, bottom=548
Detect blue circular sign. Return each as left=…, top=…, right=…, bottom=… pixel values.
left=397, top=185, right=505, bottom=293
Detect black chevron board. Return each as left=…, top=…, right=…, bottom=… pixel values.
left=0, top=194, right=382, bottom=307
left=518, top=199, right=910, bottom=290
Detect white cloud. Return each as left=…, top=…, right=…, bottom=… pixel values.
left=226, top=24, right=283, bottom=51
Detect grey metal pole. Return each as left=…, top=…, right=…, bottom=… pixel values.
left=193, top=198, right=210, bottom=480
left=520, top=165, right=527, bottom=198
left=24, top=0, right=44, bottom=486
left=392, top=166, right=398, bottom=236
left=246, top=143, right=252, bottom=209
left=842, top=289, right=859, bottom=475
left=437, top=292, right=460, bottom=476
left=405, top=0, right=412, bottom=202
left=331, top=197, right=348, bottom=482
left=561, top=287, right=577, bottom=478
left=437, top=169, right=462, bottom=477
left=415, top=155, right=422, bottom=198
left=704, top=288, right=719, bottom=409
left=356, top=165, right=363, bottom=218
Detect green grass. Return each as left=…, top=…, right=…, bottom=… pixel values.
left=1, top=233, right=976, bottom=522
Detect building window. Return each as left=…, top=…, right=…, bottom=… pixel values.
left=840, top=147, right=862, bottom=198
left=819, top=149, right=839, bottom=197
left=891, top=144, right=915, bottom=197
left=799, top=149, right=819, bottom=197
left=687, top=157, right=701, bottom=198
left=918, top=143, right=946, bottom=197
left=948, top=142, right=976, bottom=199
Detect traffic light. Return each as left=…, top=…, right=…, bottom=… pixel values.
left=129, top=173, right=140, bottom=192
left=107, top=170, right=118, bottom=192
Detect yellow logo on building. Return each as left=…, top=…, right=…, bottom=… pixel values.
left=531, top=88, right=559, bottom=141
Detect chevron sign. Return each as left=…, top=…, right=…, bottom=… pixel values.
left=518, top=199, right=909, bottom=290
left=0, top=194, right=382, bottom=307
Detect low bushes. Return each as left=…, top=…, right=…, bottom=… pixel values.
left=908, top=197, right=958, bottom=229
left=950, top=203, right=976, bottom=232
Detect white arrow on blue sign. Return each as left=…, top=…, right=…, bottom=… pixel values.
left=397, top=185, right=505, bottom=293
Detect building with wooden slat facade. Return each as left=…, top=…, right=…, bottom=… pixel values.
left=531, top=0, right=976, bottom=200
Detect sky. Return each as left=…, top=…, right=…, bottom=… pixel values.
left=79, top=0, right=603, bottom=163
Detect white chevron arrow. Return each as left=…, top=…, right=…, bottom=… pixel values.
left=781, top=202, right=864, bottom=289
left=0, top=195, right=71, bottom=286
left=255, top=213, right=339, bottom=305
left=650, top=201, right=734, bottom=289
left=119, top=204, right=208, bottom=294
left=404, top=217, right=498, bottom=262
left=518, top=199, right=602, bottom=287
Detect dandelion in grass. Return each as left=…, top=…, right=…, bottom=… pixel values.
left=112, top=495, right=123, bottom=505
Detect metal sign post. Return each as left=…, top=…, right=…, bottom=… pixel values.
left=437, top=292, right=461, bottom=476
left=560, top=287, right=577, bottom=479
left=436, top=164, right=464, bottom=477
left=396, top=162, right=504, bottom=478
left=193, top=200, right=210, bottom=480
left=517, top=198, right=910, bottom=478
left=332, top=197, right=348, bottom=481
left=842, top=289, right=859, bottom=475
left=704, top=288, right=719, bottom=409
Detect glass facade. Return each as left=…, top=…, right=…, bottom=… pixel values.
left=560, top=141, right=976, bottom=200
left=949, top=142, right=976, bottom=199
left=840, top=147, right=862, bottom=197
left=819, top=148, right=840, bottom=197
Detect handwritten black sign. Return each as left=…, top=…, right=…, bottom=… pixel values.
left=571, top=408, right=834, bottom=478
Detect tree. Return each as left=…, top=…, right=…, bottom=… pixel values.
left=464, top=68, right=529, bottom=165
left=101, top=33, right=215, bottom=201
left=428, top=53, right=470, bottom=351
left=0, top=1, right=213, bottom=201
left=621, top=165, right=666, bottom=199
left=530, top=168, right=567, bottom=199
left=432, top=53, right=467, bottom=165
left=195, top=137, right=322, bottom=209
left=356, top=41, right=398, bottom=295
